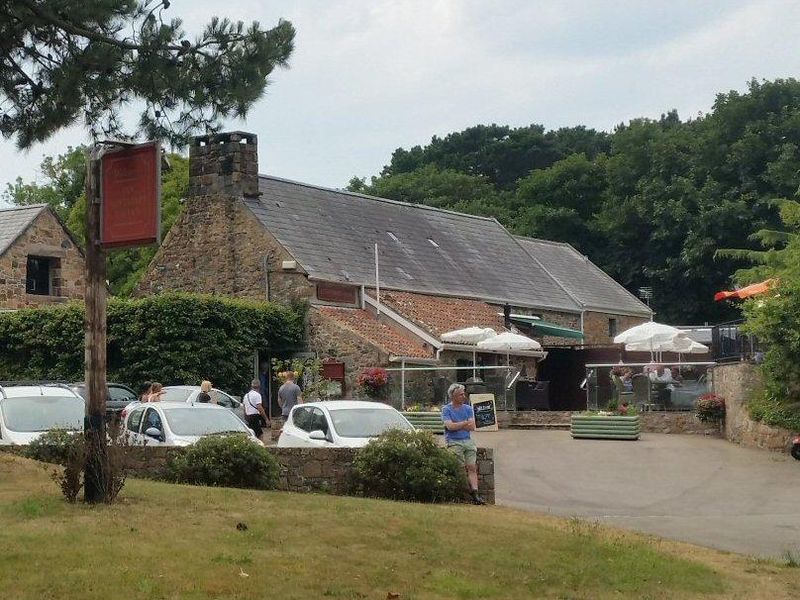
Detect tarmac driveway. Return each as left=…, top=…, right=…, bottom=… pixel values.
left=473, top=429, right=800, bottom=557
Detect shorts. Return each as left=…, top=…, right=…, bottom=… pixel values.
left=446, top=438, right=477, bottom=466
left=246, top=414, right=264, bottom=438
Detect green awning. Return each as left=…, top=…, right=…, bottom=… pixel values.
left=509, top=315, right=584, bottom=340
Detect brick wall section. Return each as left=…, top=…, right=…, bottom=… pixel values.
left=136, top=194, right=312, bottom=304
left=714, top=362, right=796, bottom=453
left=0, top=209, right=84, bottom=309
left=582, top=311, right=648, bottom=346
left=3, top=445, right=495, bottom=504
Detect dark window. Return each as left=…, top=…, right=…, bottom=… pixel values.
left=292, top=407, right=313, bottom=432
left=310, top=408, right=329, bottom=434
left=143, top=408, right=162, bottom=433
left=26, top=256, right=52, bottom=295
left=316, top=283, right=357, bottom=304
left=456, top=359, right=472, bottom=382
left=127, top=408, right=145, bottom=433
left=210, top=389, right=234, bottom=408
left=608, top=318, right=618, bottom=338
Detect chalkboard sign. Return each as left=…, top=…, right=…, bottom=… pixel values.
left=469, top=393, right=498, bottom=432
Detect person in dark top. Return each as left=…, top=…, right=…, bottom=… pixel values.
left=197, top=380, right=213, bottom=403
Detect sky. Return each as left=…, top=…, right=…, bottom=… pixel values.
left=2, top=0, right=800, bottom=200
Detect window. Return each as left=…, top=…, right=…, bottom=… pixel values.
left=386, top=231, right=399, bottom=242
left=608, top=318, right=618, bottom=338
left=427, top=238, right=439, bottom=248
left=143, top=408, right=162, bottom=433
left=26, top=256, right=53, bottom=295
left=109, top=386, right=136, bottom=402
left=210, top=390, right=235, bottom=408
left=292, top=407, right=313, bottom=432
left=127, top=408, right=145, bottom=433
left=310, top=408, right=329, bottom=434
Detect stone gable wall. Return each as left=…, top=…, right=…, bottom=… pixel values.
left=0, top=209, right=84, bottom=309
left=582, top=311, right=648, bottom=346
left=136, top=195, right=312, bottom=304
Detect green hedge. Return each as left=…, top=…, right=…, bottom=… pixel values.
left=0, top=293, right=305, bottom=393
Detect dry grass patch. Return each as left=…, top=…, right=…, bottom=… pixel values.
left=1, top=453, right=799, bottom=599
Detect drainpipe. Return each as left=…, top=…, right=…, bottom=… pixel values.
left=400, top=359, right=405, bottom=410
left=262, top=256, right=270, bottom=301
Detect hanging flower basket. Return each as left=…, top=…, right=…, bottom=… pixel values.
left=357, top=367, right=390, bottom=399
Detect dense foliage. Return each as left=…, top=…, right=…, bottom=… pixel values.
left=0, top=1, right=294, bottom=148
left=695, top=393, right=726, bottom=423
left=24, top=428, right=84, bottom=466
left=350, top=79, right=800, bottom=324
left=170, top=435, right=279, bottom=489
left=352, top=429, right=466, bottom=503
left=0, top=293, right=304, bottom=392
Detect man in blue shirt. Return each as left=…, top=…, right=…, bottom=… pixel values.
left=442, top=383, right=485, bottom=505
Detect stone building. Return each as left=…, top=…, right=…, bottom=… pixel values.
left=138, top=131, right=651, bottom=405
left=0, top=204, right=85, bottom=309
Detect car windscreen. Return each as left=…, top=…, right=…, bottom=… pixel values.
left=327, top=408, right=413, bottom=438
left=161, top=388, right=193, bottom=403
left=1, top=396, right=84, bottom=432
left=109, top=386, right=136, bottom=402
left=163, top=408, right=250, bottom=436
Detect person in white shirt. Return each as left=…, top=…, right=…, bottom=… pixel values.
left=243, top=378, right=269, bottom=440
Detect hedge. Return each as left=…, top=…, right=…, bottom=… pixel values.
left=0, top=293, right=305, bottom=393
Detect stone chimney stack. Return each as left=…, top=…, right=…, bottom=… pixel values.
left=188, top=131, right=259, bottom=198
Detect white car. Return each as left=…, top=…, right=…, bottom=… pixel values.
left=161, top=385, right=245, bottom=421
left=277, top=400, right=414, bottom=448
left=0, top=383, right=84, bottom=445
left=120, top=401, right=261, bottom=447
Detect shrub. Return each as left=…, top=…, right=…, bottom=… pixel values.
left=170, top=435, right=280, bottom=489
left=352, top=429, right=466, bottom=503
left=24, top=429, right=86, bottom=502
left=696, top=393, right=726, bottom=422
left=0, top=293, right=304, bottom=392
left=356, top=367, right=390, bottom=399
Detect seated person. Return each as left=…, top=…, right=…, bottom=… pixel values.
left=620, top=368, right=634, bottom=392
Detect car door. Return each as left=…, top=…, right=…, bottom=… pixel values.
left=141, top=407, right=165, bottom=446
left=125, top=407, right=146, bottom=445
left=211, top=389, right=246, bottom=422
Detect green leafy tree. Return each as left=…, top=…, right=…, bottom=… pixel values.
left=0, top=1, right=295, bottom=148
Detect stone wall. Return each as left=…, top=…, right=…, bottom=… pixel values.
left=0, top=209, right=84, bottom=309
left=6, top=445, right=495, bottom=504
left=713, top=362, right=796, bottom=453
left=582, top=311, right=648, bottom=346
left=497, top=409, right=721, bottom=435
left=307, top=308, right=391, bottom=397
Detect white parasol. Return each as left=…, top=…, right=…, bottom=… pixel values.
left=613, top=321, right=685, bottom=346
left=477, top=331, right=542, bottom=366
left=441, top=327, right=498, bottom=378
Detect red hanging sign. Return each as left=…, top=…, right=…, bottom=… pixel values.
left=100, top=142, right=160, bottom=248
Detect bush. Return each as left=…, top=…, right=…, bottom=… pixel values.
left=170, top=435, right=280, bottom=489
left=695, top=393, right=726, bottom=422
left=24, top=429, right=83, bottom=465
left=352, top=429, right=466, bottom=503
left=0, top=293, right=304, bottom=392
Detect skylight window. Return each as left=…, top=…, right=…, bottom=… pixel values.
left=386, top=231, right=399, bottom=242
left=427, top=238, right=439, bottom=248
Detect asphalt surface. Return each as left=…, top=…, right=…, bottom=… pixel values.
left=473, top=429, right=800, bottom=558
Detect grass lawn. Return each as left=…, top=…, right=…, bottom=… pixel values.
left=1, top=454, right=798, bottom=599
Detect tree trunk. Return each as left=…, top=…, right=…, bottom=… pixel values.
left=83, top=149, right=109, bottom=503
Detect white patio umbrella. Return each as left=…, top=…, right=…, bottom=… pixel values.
left=441, top=327, right=498, bottom=378
left=613, top=321, right=685, bottom=346
left=477, top=331, right=542, bottom=366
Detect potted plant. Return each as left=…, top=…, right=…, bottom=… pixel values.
left=695, top=393, right=726, bottom=423
left=356, top=367, right=390, bottom=400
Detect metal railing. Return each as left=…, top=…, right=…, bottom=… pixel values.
left=711, top=320, right=761, bottom=362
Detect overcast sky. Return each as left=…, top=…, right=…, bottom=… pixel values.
left=2, top=0, right=799, bottom=200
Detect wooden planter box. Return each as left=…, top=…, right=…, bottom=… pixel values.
left=402, top=411, right=443, bottom=433
left=571, top=414, right=640, bottom=440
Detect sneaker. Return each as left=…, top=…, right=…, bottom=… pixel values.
left=470, top=492, right=486, bottom=505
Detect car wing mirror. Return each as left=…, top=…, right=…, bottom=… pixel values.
left=144, top=427, right=162, bottom=439
left=308, top=430, right=327, bottom=441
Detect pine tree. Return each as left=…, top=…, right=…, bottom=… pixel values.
left=0, top=0, right=295, bottom=147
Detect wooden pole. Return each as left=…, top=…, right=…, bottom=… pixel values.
left=83, top=146, right=108, bottom=503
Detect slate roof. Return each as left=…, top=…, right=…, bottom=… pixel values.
left=371, top=290, right=507, bottom=338
left=245, top=176, right=581, bottom=312
left=515, top=236, right=652, bottom=317
left=0, top=205, right=47, bottom=257
left=316, top=306, right=432, bottom=359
